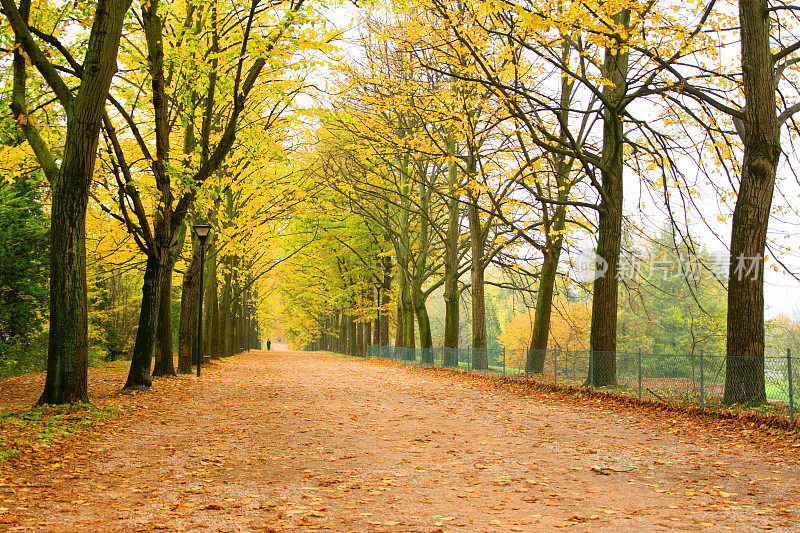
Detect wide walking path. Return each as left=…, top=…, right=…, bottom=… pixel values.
left=2, top=350, right=799, bottom=531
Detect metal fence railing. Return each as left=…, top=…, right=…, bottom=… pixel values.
left=366, top=345, right=799, bottom=424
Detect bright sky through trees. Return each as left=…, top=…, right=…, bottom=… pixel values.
left=313, top=2, right=800, bottom=320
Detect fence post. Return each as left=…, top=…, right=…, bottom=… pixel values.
left=554, top=348, right=558, bottom=384
left=788, top=348, right=795, bottom=425
left=502, top=346, right=506, bottom=377
left=638, top=347, right=642, bottom=402
left=700, top=349, right=705, bottom=413
left=589, top=348, right=594, bottom=391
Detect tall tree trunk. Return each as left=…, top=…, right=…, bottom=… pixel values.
left=218, top=265, right=228, bottom=357
left=253, top=317, right=259, bottom=349
left=41, top=165, right=90, bottom=403
left=443, top=254, right=459, bottom=368
left=177, top=237, right=200, bottom=373
left=221, top=255, right=234, bottom=356
left=526, top=237, right=562, bottom=373
left=125, top=0, right=174, bottom=390
left=329, top=312, right=334, bottom=352
left=412, top=283, right=433, bottom=364
left=348, top=314, right=356, bottom=356
left=395, top=268, right=409, bottom=348
left=228, top=299, right=238, bottom=356
left=4, top=0, right=133, bottom=404
left=335, top=311, right=341, bottom=352
left=365, top=318, right=372, bottom=353
left=402, top=303, right=415, bottom=349
left=152, top=262, right=176, bottom=376
left=587, top=9, right=630, bottom=387
left=395, top=302, right=404, bottom=348
left=226, top=266, right=236, bottom=356
left=443, top=135, right=461, bottom=367
left=470, top=264, right=487, bottom=370
left=125, top=254, right=163, bottom=390
left=153, top=224, right=187, bottom=376
left=381, top=257, right=392, bottom=346
left=415, top=302, right=433, bottom=364
left=468, top=196, right=488, bottom=370
left=723, top=0, right=779, bottom=404
left=443, top=279, right=459, bottom=367
left=525, top=41, right=573, bottom=375
left=400, top=271, right=415, bottom=355
left=339, top=308, right=347, bottom=353
left=204, top=238, right=220, bottom=358
left=236, top=293, right=245, bottom=353
left=356, top=321, right=364, bottom=357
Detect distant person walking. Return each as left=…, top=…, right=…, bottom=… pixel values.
left=267, top=339, right=271, bottom=351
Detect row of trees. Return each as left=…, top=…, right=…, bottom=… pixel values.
left=1, top=0, right=324, bottom=401
left=278, top=0, right=800, bottom=405
left=3, top=0, right=800, bottom=408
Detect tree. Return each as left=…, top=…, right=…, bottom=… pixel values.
left=649, top=0, right=800, bottom=403
left=91, top=0, right=310, bottom=389
left=423, top=0, right=724, bottom=385
left=722, top=0, right=798, bottom=403
left=2, top=0, right=133, bottom=403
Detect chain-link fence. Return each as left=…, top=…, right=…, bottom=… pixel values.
left=366, top=345, right=799, bottom=424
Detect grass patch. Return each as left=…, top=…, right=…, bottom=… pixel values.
left=0, top=402, right=119, bottom=461
left=324, top=351, right=364, bottom=359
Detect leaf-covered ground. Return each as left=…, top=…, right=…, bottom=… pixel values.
left=1, top=349, right=800, bottom=532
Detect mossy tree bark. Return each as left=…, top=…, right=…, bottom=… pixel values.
left=4, top=0, right=133, bottom=404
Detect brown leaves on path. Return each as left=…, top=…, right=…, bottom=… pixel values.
left=1, top=351, right=800, bottom=531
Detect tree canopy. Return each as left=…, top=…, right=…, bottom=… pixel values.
left=1, top=0, right=799, bottom=407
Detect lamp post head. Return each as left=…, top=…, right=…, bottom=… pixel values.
left=193, top=224, right=212, bottom=244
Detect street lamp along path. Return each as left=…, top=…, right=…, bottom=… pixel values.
left=193, top=225, right=212, bottom=377
left=193, top=225, right=212, bottom=241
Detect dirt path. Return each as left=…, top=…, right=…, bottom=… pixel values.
left=2, top=350, right=800, bottom=532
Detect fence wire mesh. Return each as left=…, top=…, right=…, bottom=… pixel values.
left=366, top=345, right=799, bottom=424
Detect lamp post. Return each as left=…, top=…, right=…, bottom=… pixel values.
left=193, top=224, right=212, bottom=377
